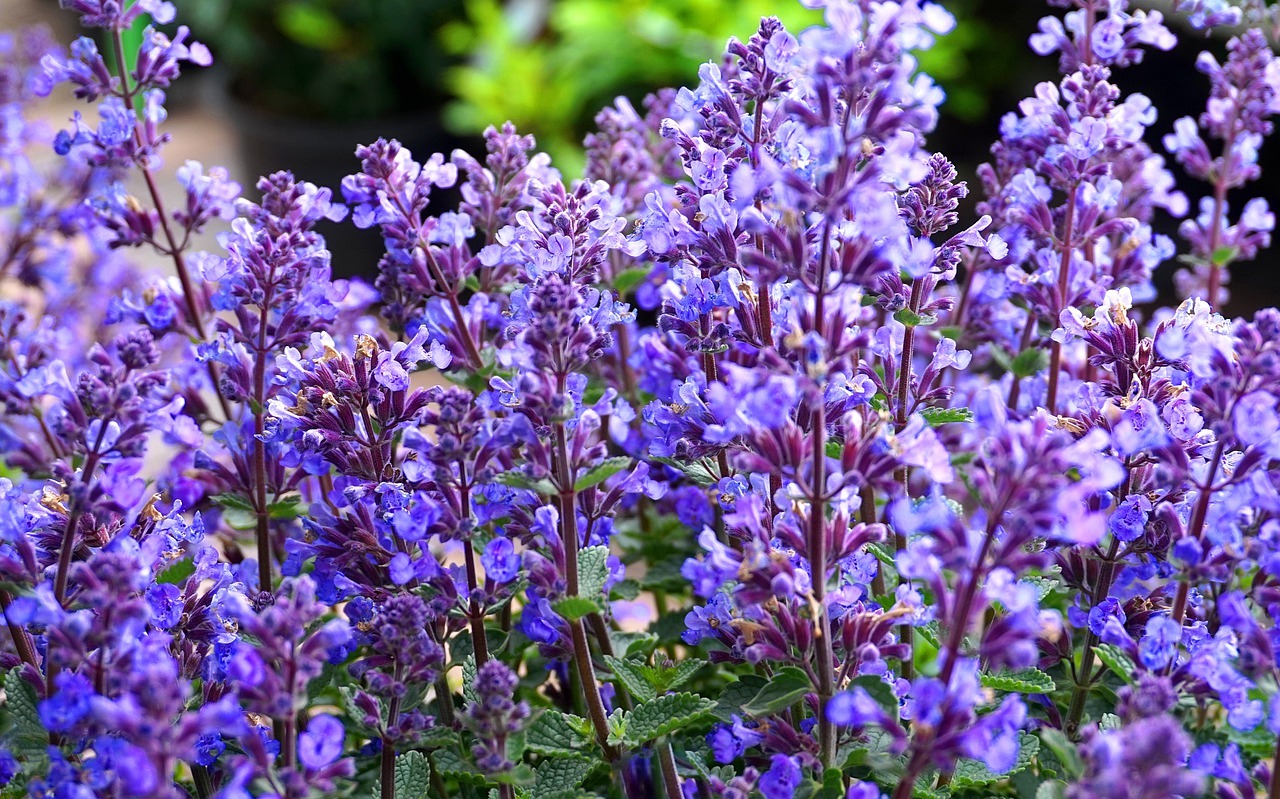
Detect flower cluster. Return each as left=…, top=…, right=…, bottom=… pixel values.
left=0, top=1, right=1278, bottom=799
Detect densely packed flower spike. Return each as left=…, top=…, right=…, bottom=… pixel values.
left=0, top=0, right=1279, bottom=797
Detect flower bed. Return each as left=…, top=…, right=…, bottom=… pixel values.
left=0, top=1, right=1278, bottom=798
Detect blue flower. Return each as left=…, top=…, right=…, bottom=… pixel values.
left=758, top=754, right=802, bottom=799
left=298, top=714, right=345, bottom=770
left=482, top=537, right=520, bottom=584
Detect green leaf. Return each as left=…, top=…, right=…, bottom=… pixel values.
left=575, top=456, right=632, bottom=491
left=462, top=656, right=479, bottom=707
left=920, top=407, right=974, bottom=426
left=432, top=748, right=490, bottom=785
left=211, top=493, right=257, bottom=531
left=916, top=621, right=941, bottom=649
left=4, top=671, right=46, bottom=757
left=610, top=579, right=641, bottom=601
left=613, top=267, right=651, bottom=296
left=1036, top=781, right=1068, bottom=799
left=532, top=758, right=596, bottom=799
left=604, top=656, right=657, bottom=703
left=577, top=546, right=611, bottom=601
left=267, top=495, right=304, bottom=520
left=276, top=3, right=349, bottom=50
left=981, top=668, right=1056, bottom=694
left=553, top=596, right=603, bottom=622
left=848, top=675, right=898, bottom=721
left=370, top=750, right=430, bottom=799
left=652, top=456, right=718, bottom=487
left=713, top=675, right=767, bottom=722
left=894, top=308, right=937, bottom=327
left=742, top=666, right=811, bottom=717
left=211, top=492, right=254, bottom=511
left=1211, top=245, right=1238, bottom=268
left=1038, top=728, right=1083, bottom=780
left=1010, top=348, right=1049, bottom=379
left=951, top=732, right=1039, bottom=788
left=493, top=469, right=557, bottom=495
left=1022, top=573, right=1061, bottom=601
left=1093, top=644, right=1137, bottom=686
left=609, top=631, right=658, bottom=658
left=526, top=711, right=594, bottom=757
left=622, top=693, right=716, bottom=746
left=658, top=659, right=707, bottom=693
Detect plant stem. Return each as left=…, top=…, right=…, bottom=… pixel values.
left=1270, top=734, right=1280, bottom=799
left=53, top=418, right=111, bottom=607
left=380, top=663, right=404, bottom=799
left=0, top=591, right=38, bottom=671
left=892, top=279, right=926, bottom=680
left=109, top=27, right=232, bottom=422
left=810, top=402, right=837, bottom=768
left=459, top=469, right=491, bottom=668
left=192, top=764, right=214, bottom=799
left=659, top=741, right=683, bottom=799
left=1045, top=183, right=1079, bottom=415
left=1066, top=463, right=1135, bottom=735
left=434, top=670, right=456, bottom=728
left=252, top=299, right=273, bottom=594
left=553, top=414, right=622, bottom=763
left=1170, top=438, right=1227, bottom=626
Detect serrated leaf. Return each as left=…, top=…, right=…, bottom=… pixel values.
left=339, top=686, right=383, bottom=732
left=609, top=631, right=658, bottom=658
left=267, top=495, right=303, bottom=520
left=1093, top=644, right=1137, bottom=686
left=658, top=659, right=707, bottom=693
left=370, top=750, right=430, bottom=799
left=622, top=693, right=716, bottom=746
left=848, top=675, right=899, bottom=721
left=553, top=596, right=603, bottom=622
left=742, top=666, right=811, bottom=718
left=1022, top=573, right=1061, bottom=601
left=1036, top=781, right=1068, bottom=799
left=604, top=656, right=657, bottom=703
left=920, top=406, right=974, bottom=426
left=1038, top=728, right=1083, bottom=780
left=575, top=457, right=631, bottom=491
left=211, top=492, right=254, bottom=511
left=494, top=470, right=557, bottom=495
left=532, top=758, right=595, bottom=799
left=577, top=546, right=611, bottom=601
left=916, top=622, right=941, bottom=649
left=462, top=656, right=479, bottom=707
left=610, top=579, right=640, bottom=601
left=981, top=668, right=1055, bottom=694
left=432, top=748, right=490, bottom=785
left=4, top=671, right=45, bottom=757
left=652, top=457, right=718, bottom=487
left=713, top=676, right=767, bottom=721
left=951, top=732, right=1039, bottom=788
left=526, top=711, right=594, bottom=757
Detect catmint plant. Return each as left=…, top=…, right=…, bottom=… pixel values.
left=0, top=0, right=1279, bottom=798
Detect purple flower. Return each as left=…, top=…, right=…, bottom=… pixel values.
left=482, top=537, right=520, bottom=583
left=758, top=754, right=802, bottom=799
left=298, top=714, right=345, bottom=770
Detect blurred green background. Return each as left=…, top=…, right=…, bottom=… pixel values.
left=173, top=0, right=1059, bottom=174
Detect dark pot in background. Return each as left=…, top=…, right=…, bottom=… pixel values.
left=210, top=75, right=476, bottom=280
